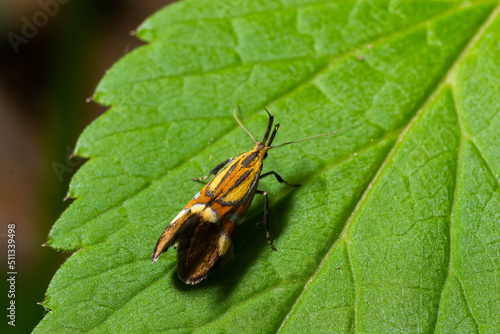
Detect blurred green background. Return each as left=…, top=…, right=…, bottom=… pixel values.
left=0, top=1, right=174, bottom=332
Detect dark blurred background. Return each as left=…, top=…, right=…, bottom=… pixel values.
left=0, top=1, right=174, bottom=332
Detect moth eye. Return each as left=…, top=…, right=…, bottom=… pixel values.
left=264, top=152, right=268, bottom=159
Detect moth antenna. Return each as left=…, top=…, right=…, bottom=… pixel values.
left=269, top=127, right=353, bottom=149
left=260, top=109, right=275, bottom=144
left=233, top=107, right=259, bottom=144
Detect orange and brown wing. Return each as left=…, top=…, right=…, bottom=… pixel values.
left=176, top=216, right=233, bottom=284
left=152, top=209, right=194, bottom=262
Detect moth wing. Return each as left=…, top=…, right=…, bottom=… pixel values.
left=176, top=216, right=232, bottom=285
left=152, top=210, right=196, bottom=262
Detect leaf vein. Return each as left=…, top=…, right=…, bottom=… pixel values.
left=119, top=4, right=468, bottom=93
left=86, top=266, right=175, bottom=333
left=192, top=280, right=305, bottom=333
left=56, top=257, right=156, bottom=295
left=454, top=271, right=481, bottom=332
left=431, top=90, right=460, bottom=332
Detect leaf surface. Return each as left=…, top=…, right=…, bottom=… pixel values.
left=36, top=0, right=500, bottom=333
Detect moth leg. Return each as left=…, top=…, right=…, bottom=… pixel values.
left=256, top=190, right=277, bottom=251
left=259, top=171, right=300, bottom=187
left=192, top=158, right=233, bottom=182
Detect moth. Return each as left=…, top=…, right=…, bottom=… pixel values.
left=152, top=109, right=350, bottom=284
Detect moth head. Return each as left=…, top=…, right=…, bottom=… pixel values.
left=233, top=107, right=352, bottom=152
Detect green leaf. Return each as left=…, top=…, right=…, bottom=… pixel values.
left=36, top=0, right=500, bottom=332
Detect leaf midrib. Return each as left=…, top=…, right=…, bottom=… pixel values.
left=277, top=3, right=500, bottom=332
